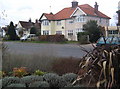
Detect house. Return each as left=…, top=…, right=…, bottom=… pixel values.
left=104, top=26, right=119, bottom=37
left=40, top=0, right=111, bottom=41
left=16, top=19, right=41, bottom=37
left=16, top=20, right=34, bottom=37
left=0, top=27, right=6, bottom=37
left=104, top=1, right=120, bottom=37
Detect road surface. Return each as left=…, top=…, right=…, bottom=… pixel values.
left=4, top=42, right=94, bottom=58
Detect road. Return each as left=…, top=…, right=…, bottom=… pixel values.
left=4, top=42, right=94, bottom=58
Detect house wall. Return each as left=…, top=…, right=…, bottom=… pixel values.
left=86, top=16, right=109, bottom=26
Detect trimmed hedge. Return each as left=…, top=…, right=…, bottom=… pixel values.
left=39, top=35, right=66, bottom=42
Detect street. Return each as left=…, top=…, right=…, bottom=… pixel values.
left=4, top=42, right=94, bottom=58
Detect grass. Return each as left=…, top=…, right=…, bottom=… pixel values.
left=4, top=40, right=80, bottom=44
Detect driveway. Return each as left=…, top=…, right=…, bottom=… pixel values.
left=4, top=42, right=94, bottom=58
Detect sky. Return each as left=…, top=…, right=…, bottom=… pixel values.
left=0, top=0, right=120, bottom=27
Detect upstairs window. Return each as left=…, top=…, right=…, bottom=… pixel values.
left=56, top=21, right=61, bottom=25
left=42, top=20, right=49, bottom=26
left=69, top=20, right=74, bottom=24
left=76, top=15, right=85, bottom=22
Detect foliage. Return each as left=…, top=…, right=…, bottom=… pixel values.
left=29, top=81, right=50, bottom=87
left=77, top=32, right=89, bottom=44
left=83, top=20, right=102, bottom=43
left=73, top=45, right=120, bottom=88
left=39, top=35, right=66, bottom=42
left=43, top=73, right=66, bottom=88
left=2, top=77, right=20, bottom=88
left=34, top=69, right=46, bottom=76
left=0, top=71, right=5, bottom=79
left=20, top=75, right=43, bottom=87
left=7, top=21, right=19, bottom=40
left=62, top=73, right=78, bottom=84
left=7, top=83, right=26, bottom=87
left=13, top=67, right=28, bottom=77
left=30, top=27, right=37, bottom=34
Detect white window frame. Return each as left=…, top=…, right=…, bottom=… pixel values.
left=56, top=31, right=62, bottom=35
left=42, top=20, right=49, bottom=26
left=76, top=28, right=84, bottom=34
left=76, top=15, right=85, bottom=22
left=68, top=30, right=73, bottom=36
left=68, top=20, right=74, bottom=24
left=56, top=21, right=61, bottom=25
left=43, top=30, right=49, bottom=35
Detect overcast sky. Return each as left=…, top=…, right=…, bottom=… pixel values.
left=0, top=0, right=120, bottom=27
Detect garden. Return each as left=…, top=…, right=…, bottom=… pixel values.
left=0, top=42, right=120, bottom=88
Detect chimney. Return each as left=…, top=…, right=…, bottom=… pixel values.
left=94, top=2, right=99, bottom=13
left=71, top=0, right=78, bottom=8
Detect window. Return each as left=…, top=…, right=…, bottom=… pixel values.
left=69, top=20, right=74, bottom=24
left=43, top=30, right=49, bottom=35
left=56, top=31, right=62, bottom=35
left=76, top=28, right=83, bottom=34
left=56, top=21, right=61, bottom=25
left=42, top=20, right=49, bottom=26
left=108, top=30, right=118, bottom=34
left=68, top=30, right=73, bottom=36
left=76, top=15, right=85, bottom=22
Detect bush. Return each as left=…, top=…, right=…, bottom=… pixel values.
left=43, top=73, right=66, bottom=88
left=20, top=75, right=43, bottom=87
left=29, top=81, right=50, bottom=88
left=39, top=35, right=66, bottom=42
left=77, top=32, right=89, bottom=44
left=34, top=70, right=46, bottom=76
left=62, top=73, right=78, bottom=84
left=7, top=83, right=26, bottom=87
left=2, top=77, right=20, bottom=88
left=52, top=57, right=80, bottom=75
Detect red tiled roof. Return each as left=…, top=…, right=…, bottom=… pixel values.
left=42, top=4, right=111, bottom=20
left=79, top=4, right=111, bottom=19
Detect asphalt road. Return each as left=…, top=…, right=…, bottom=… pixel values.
left=4, top=42, right=94, bottom=58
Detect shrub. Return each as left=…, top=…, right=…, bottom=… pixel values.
left=43, top=73, right=66, bottom=88
left=62, top=73, right=78, bottom=84
left=7, top=83, right=26, bottom=87
left=77, top=32, right=89, bottom=44
left=39, top=35, right=66, bottom=42
left=2, top=77, right=20, bottom=88
left=29, top=81, right=50, bottom=88
left=52, top=57, right=80, bottom=75
left=13, top=67, right=28, bottom=77
left=20, top=75, right=43, bottom=87
left=34, top=70, right=46, bottom=76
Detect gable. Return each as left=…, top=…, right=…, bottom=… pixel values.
left=71, top=7, right=86, bottom=17
left=41, top=15, right=48, bottom=20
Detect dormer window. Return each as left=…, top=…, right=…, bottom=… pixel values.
left=42, top=20, right=49, bottom=26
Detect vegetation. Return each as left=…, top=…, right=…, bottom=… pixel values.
left=83, top=20, right=102, bottom=43
left=30, top=27, right=37, bottom=34
left=77, top=32, right=89, bottom=44
left=7, top=21, right=19, bottom=40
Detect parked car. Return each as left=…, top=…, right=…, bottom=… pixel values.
left=20, top=34, right=36, bottom=41
left=96, top=37, right=120, bottom=46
